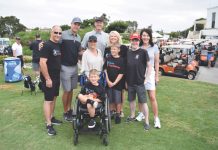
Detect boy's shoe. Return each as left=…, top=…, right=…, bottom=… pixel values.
left=136, top=112, right=145, bottom=122
left=51, top=117, right=63, bottom=125
left=110, top=110, right=115, bottom=119
left=46, top=124, right=56, bottom=136
left=144, top=123, right=150, bottom=131
left=68, top=109, right=73, bottom=117
left=63, top=112, right=73, bottom=122
left=125, top=116, right=136, bottom=123
left=120, top=111, right=125, bottom=118
left=87, top=99, right=98, bottom=108
left=88, top=119, right=96, bottom=128
left=93, top=101, right=98, bottom=108
left=154, top=117, right=161, bottom=129
left=115, top=114, right=121, bottom=124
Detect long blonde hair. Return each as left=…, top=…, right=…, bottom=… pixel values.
left=108, top=31, right=122, bottom=47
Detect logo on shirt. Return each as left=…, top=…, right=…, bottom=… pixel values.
left=135, top=54, right=139, bottom=59
left=53, top=49, right=61, bottom=56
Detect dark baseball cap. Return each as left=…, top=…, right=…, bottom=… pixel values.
left=35, top=33, right=40, bottom=38
left=95, top=17, right=104, bottom=22
left=71, top=17, right=82, bottom=24
left=88, top=35, right=97, bottom=42
left=16, top=36, right=21, bottom=40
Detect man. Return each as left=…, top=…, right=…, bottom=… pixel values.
left=29, top=34, right=42, bottom=77
left=61, top=17, right=82, bottom=122
left=12, top=37, right=24, bottom=68
left=81, top=17, right=109, bottom=56
left=40, top=25, right=63, bottom=136
left=207, top=42, right=214, bottom=68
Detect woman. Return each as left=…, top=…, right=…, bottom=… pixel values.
left=81, top=35, right=104, bottom=76
left=137, top=28, right=161, bottom=129
left=104, top=31, right=128, bottom=118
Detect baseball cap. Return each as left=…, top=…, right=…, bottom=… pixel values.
left=71, top=17, right=82, bottom=24
left=95, top=17, right=104, bottom=22
left=88, top=35, right=97, bottom=42
left=16, top=36, right=21, bottom=40
left=130, top=33, right=140, bottom=40
left=35, top=33, right=40, bottom=38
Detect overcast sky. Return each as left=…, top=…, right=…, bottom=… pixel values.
left=0, top=0, right=217, bottom=32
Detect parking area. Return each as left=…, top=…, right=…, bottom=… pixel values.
left=195, top=60, right=218, bottom=85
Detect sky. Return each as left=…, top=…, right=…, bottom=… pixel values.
left=0, top=0, right=217, bottom=32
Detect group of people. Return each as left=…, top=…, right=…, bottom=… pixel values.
left=17, top=16, right=161, bottom=136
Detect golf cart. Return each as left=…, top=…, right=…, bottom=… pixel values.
left=0, top=38, right=12, bottom=55
left=199, top=42, right=216, bottom=67
left=159, top=45, right=198, bottom=80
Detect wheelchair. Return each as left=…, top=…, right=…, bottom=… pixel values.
left=72, top=71, right=111, bottom=146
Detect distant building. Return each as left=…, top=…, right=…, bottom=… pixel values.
left=187, top=6, right=218, bottom=39
left=200, top=6, right=218, bottom=39
left=187, top=18, right=206, bottom=39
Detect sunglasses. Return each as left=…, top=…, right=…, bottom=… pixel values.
left=53, top=32, right=62, bottom=35
left=89, top=40, right=97, bottom=43
left=131, top=39, right=140, bottom=42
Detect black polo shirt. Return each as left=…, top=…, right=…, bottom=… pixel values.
left=61, top=29, right=81, bottom=66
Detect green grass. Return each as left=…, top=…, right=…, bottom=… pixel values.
left=0, top=68, right=218, bottom=150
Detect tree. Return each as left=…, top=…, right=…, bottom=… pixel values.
left=105, top=21, right=128, bottom=33
left=80, top=19, right=94, bottom=29
left=60, top=24, right=70, bottom=31
left=0, top=16, right=26, bottom=37
left=80, top=13, right=110, bottom=29
left=126, top=21, right=138, bottom=33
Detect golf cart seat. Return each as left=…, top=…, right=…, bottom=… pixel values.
left=167, top=62, right=178, bottom=67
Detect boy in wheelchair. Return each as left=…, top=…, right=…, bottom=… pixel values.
left=78, top=69, right=106, bottom=128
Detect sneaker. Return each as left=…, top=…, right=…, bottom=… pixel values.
left=120, top=111, right=125, bottom=118
left=154, top=117, right=161, bottom=129
left=51, top=117, right=63, bottom=125
left=93, top=101, right=98, bottom=108
left=46, top=124, right=56, bottom=136
left=63, top=112, right=73, bottom=122
left=110, top=110, right=115, bottom=119
left=88, top=119, right=96, bottom=128
left=68, top=109, right=73, bottom=117
left=115, top=114, right=121, bottom=124
left=136, top=112, right=145, bottom=122
left=87, top=99, right=98, bottom=108
left=144, top=123, right=150, bottom=131
left=125, top=116, right=136, bottom=123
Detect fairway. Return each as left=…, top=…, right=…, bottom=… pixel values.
left=0, top=68, right=218, bottom=150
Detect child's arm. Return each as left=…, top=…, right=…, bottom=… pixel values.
left=111, top=74, right=123, bottom=86
left=104, top=70, right=113, bottom=88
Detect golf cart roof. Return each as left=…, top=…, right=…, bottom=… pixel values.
left=201, top=39, right=218, bottom=46
left=162, top=44, right=194, bottom=49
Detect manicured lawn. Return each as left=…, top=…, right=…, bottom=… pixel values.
left=0, top=68, right=217, bottom=150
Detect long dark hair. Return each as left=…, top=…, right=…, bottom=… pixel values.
left=139, top=28, right=154, bottom=47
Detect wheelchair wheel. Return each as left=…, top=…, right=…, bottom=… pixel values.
left=105, top=97, right=111, bottom=133
left=73, top=131, right=79, bottom=145
left=102, top=134, right=108, bottom=146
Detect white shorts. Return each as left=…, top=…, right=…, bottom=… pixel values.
left=145, top=69, right=156, bottom=91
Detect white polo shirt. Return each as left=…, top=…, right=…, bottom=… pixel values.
left=12, top=42, right=23, bottom=56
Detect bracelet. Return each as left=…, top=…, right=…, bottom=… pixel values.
left=46, top=78, right=51, bottom=81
